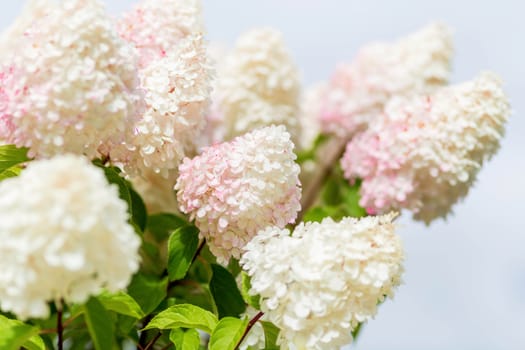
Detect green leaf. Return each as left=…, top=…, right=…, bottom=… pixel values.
left=240, top=272, right=260, bottom=310
left=169, top=328, right=200, bottom=350
left=351, top=322, right=363, bottom=340
left=168, top=225, right=200, bottom=281
left=147, top=213, right=187, bottom=242
left=96, top=291, right=145, bottom=319
left=22, top=334, right=46, bottom=350
left=0, top=165, right=22, bottom=181
left=227, top=258, right=242, bottom=277
left=84, top=297, right=115, bottom=350
left=341, top=180, right=367, bottom=218
left=302, top=206, right=330, bottom=222
left=208, top=317, right=248, bottom=350
left=321, top=176, right=342, bottom=206
left=144, top=304, right=218, bottom=334
left=130, top=187, right=147, bottom=231
left=0, top=145, right=29, bottom=172
left=93, top=161, right=147, bottom=231
left=260, top=321, right=280, bottom=350
left=97, top=164, right=131, bottom=209
left=127, top=273, right=167, bottom=314
left=0, top=315, right=39, bottom=350
left=209, top=264, right=246, bottom=318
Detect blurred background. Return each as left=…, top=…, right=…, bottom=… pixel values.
left=2, top=1, right=524, bottom=349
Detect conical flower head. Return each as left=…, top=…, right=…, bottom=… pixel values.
left=0, top=0, right=141, bottom=159
left=342, top=72, right=510, bottom=223
left=240, top=214, right=404, bottom=349
left=176, top=125, right=301, bottom=263
left=321, top=22, right=453, bottom=137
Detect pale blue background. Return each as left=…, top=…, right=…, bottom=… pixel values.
left=2, top=1, right=524, bottom=349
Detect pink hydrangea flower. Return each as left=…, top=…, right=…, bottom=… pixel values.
left=118, top=0, right=204, bottom=68
left=0, top=0, right=142, bottom=159
left=341, top=73, right=510, bottom=223
left=320, top=23, right=453, bottom=137
left=175, top=125, right=301, bottom=263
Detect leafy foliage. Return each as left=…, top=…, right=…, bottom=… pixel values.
left=84, top=297, right=115, bottom=350
left=209, top=317, right=248, bottom=350
left=0, top=315, right=42, bottom=350
left=0, top=145, right=30, bottom=181
left=144, top=304, right=218, bottom=334
left=168, top=225, right=200, bottom=281
left=209, top=264, right=247, bottom=319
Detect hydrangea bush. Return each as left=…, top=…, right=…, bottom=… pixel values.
left=0, top=1, right=510, bottom=349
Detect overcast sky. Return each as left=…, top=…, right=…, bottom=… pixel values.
left=2, top=1, right=524, bottom=349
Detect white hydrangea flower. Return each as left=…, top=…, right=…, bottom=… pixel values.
left=0, top=0, right=49, bottom=59
left=321, top=22, right=453, bottom=137
left=240, top=214, right=404, bottom=350
left=217, top=28, right=301, bottom=141
left=342, top=72, right=510, bottom=223
left=108, top=34, right=213, bottom=178
left=176, top=125, right=301, bottom=263
left=118, top=0, right=204, bottom=68
left=0, top=155, right=141, bottom=320
left=0, top=0, right=142, bottom=159
left=297, top=84, right=325, bottom=150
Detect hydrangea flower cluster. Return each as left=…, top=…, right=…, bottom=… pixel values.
left=216, top=28, right=301, bottom=142
left=0, top=155, right=140, bottom=320
left=118, top=0, right=204, bottom=68
left=240, top=214, right=404, bottom=349
left=341, top=73, right=510, bottom=223
left=176, top=125, right=301, bottom=263
left=0, top=0, right=141, bottom=159
left=320, top=22, right=453, bottom=137
left=109, top=34, right=212, bottom=178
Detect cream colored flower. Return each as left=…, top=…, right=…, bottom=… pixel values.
left=217, top=28, right=301, bottom=142
left=241, top=214, right=404, bottom=349
left=0, top=155, right=140, bottom=319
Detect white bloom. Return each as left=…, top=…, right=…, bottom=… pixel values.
left=0, top=155, right=141, bottom=319
left=0, top=0, right=142, bottom=159
left=217, top=28, right=301, bottom=141
left=176, top=125, right=301, bottom=263
left=241, top=214, right=404, bottom=349
left=298, top=84, right=324, bottom=150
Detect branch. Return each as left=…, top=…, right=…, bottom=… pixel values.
left=56, top=299, right=64, bottom=350
left=297, top=136, right=348, bottom=221
left=234, top=311, right=264, bottom=350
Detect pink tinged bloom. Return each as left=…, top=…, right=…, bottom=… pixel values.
left=118, top=0, right=204, bottom=68
left=320, top=22, right=453, bottom=137
left=175, top=125, right=301, bottom=263
left=108, top=34, right=213, bottom=178
left=341, top=72, right=510, bottom=224
left=0, top=0, right=142, bottom=159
